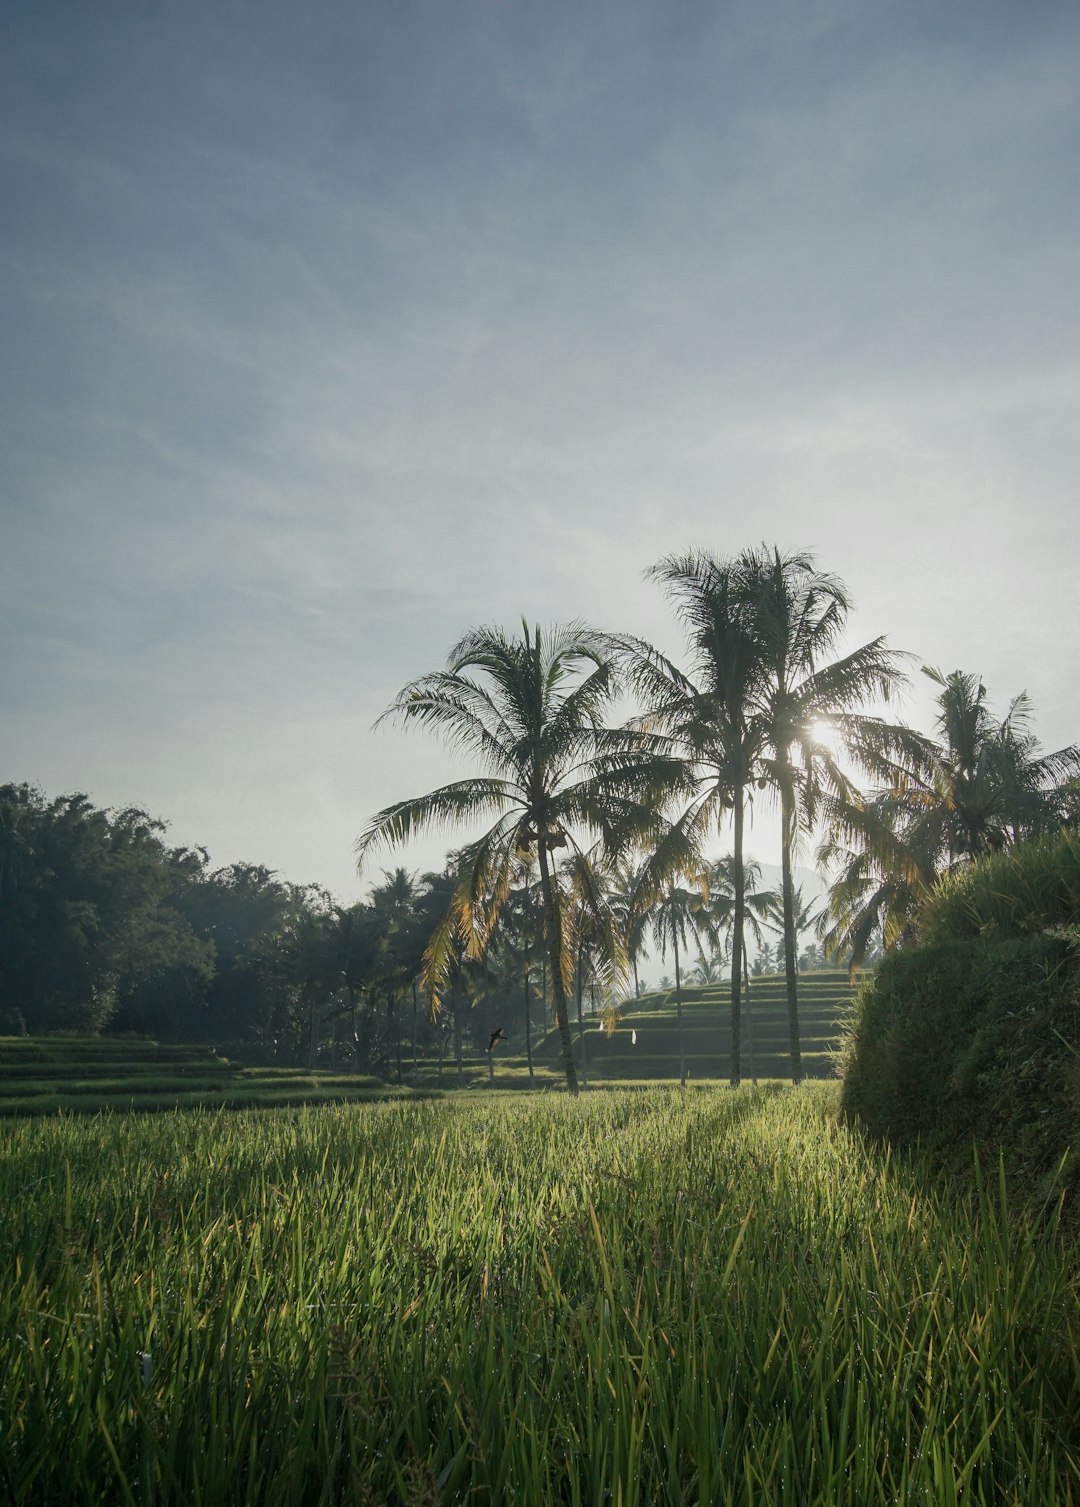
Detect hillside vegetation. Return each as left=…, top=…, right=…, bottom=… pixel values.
left=839, top=831, right=1080, bottom=1209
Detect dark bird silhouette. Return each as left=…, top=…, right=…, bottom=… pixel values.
left=486, top=1027, right=506, bottom=1052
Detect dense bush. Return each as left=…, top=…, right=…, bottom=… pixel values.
left=839, top=934, right=1080, bottom=1211
left=918, top=828, right=1080, bottom=944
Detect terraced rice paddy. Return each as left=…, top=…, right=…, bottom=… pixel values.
left=2, top=1087, right=1076, bottom=1504
left=0, top=1037, right=416, bottom=1116
left=535, top=971, right=855, bottom=1083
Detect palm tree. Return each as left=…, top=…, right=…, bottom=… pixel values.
left=650, top=875, right=713, bottom=1086
left=495, top=860, right=542, bottom=1083
left=370, top=867, right=420, bottom=1083
left=609, top=856, right=651, bottom=998
left=817, top=792, right=938, bottom=970
left=357, top=621, right=670, bottom=1095
left=741, top=545, right=914, bottom=1083
left=915, top=668, right=1080, bottom=862
left=625, top=550, right=772, bottom=1087
left=561, top=847, right=626, bottom=1091
left=762, top=883, right=822, bottom=972
left=819, top=669, right=1080, bottom=971
left=704, top=854, right=779, bottom=1086
left=688, top=950, right=723, bottom=986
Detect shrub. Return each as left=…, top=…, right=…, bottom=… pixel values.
left=919, top=828, right=1080, bottom=944
left=839, top=934, right=1080, bottom=1212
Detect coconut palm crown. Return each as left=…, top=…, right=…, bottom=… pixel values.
left=356, top=619, right=680, bottom=1094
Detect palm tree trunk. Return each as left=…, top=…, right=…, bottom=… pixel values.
left=742, top=950, right=758, bottom=1087
left=674, top=928, right=685, bottom=1087
left=411, top=980, right=419, bottom=1071
left=537, top=839, right=580, bottom=1095
left=633, top=959, right=640, bottom=998
left=575, top=947, right=589, bottom=1090
left=730, top=788, right=745, bottom=1088
left=452, top=988, right=464, bottom=1086
left=524, top=968, right=534, bottom=1082
left=779, top=764, right=803, bottom=1085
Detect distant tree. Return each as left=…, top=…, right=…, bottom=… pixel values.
left=370, top=867, right=421, bottom=1082
left=0, top=784, right=213, bottom=1035
left=648, top=871, right=713, bottom=1086
left=609, top=857, right=651, bottom=998
left=626, top=550, right=778, bottom=1086
left=688, top=951, right=722, bottom=986
left=179, top=862, right=296, bottom=1054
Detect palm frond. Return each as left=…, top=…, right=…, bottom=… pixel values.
left=356, top=780, right=519, bottom=869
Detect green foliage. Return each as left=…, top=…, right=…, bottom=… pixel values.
left=0, top=1091, right=1076, bottom=1504
left=919, top=828, right=1080, bottom=944
left=358, top=620, right=677, bottom=1094
left=0, top=784, right=214, bottom=1034
left=820, top=673, right=1080, bottom=970
left=839, top=936, right=1080, bottom=1208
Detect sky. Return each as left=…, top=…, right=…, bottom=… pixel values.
left=3, top=0, right=1079, bottom=902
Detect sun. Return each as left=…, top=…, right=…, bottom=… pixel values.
left=808, top=720, right=841, bottom=755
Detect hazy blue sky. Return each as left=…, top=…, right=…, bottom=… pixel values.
left=3, top=0, right=1079, bottom=899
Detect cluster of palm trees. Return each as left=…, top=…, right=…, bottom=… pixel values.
left=358, top=545, right=1079, bottom=1095
left=819, top=668, right=1080, bottom=966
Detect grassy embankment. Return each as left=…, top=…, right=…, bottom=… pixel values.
left=2, top=1088, right=1076, bottom=1505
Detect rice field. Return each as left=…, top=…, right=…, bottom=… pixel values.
left=1, top=1088, right=1077, bottom=1505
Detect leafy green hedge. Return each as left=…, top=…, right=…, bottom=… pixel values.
left=839, top=935, right=1080, bottom=1210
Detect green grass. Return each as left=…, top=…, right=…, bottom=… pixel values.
left=1, top=1088, right=1076, bottom=1504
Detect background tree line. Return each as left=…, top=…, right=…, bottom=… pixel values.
left=0, top=784, right=557, bottom=1073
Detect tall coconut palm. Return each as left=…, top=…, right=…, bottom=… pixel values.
left=624, top=550, right=772, bottom=1086
left=741, top=545, right=916, bottom=1083
left=356, top=621, right=671, bottom=1095
left=913, top=668, right=1080, bottom=862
